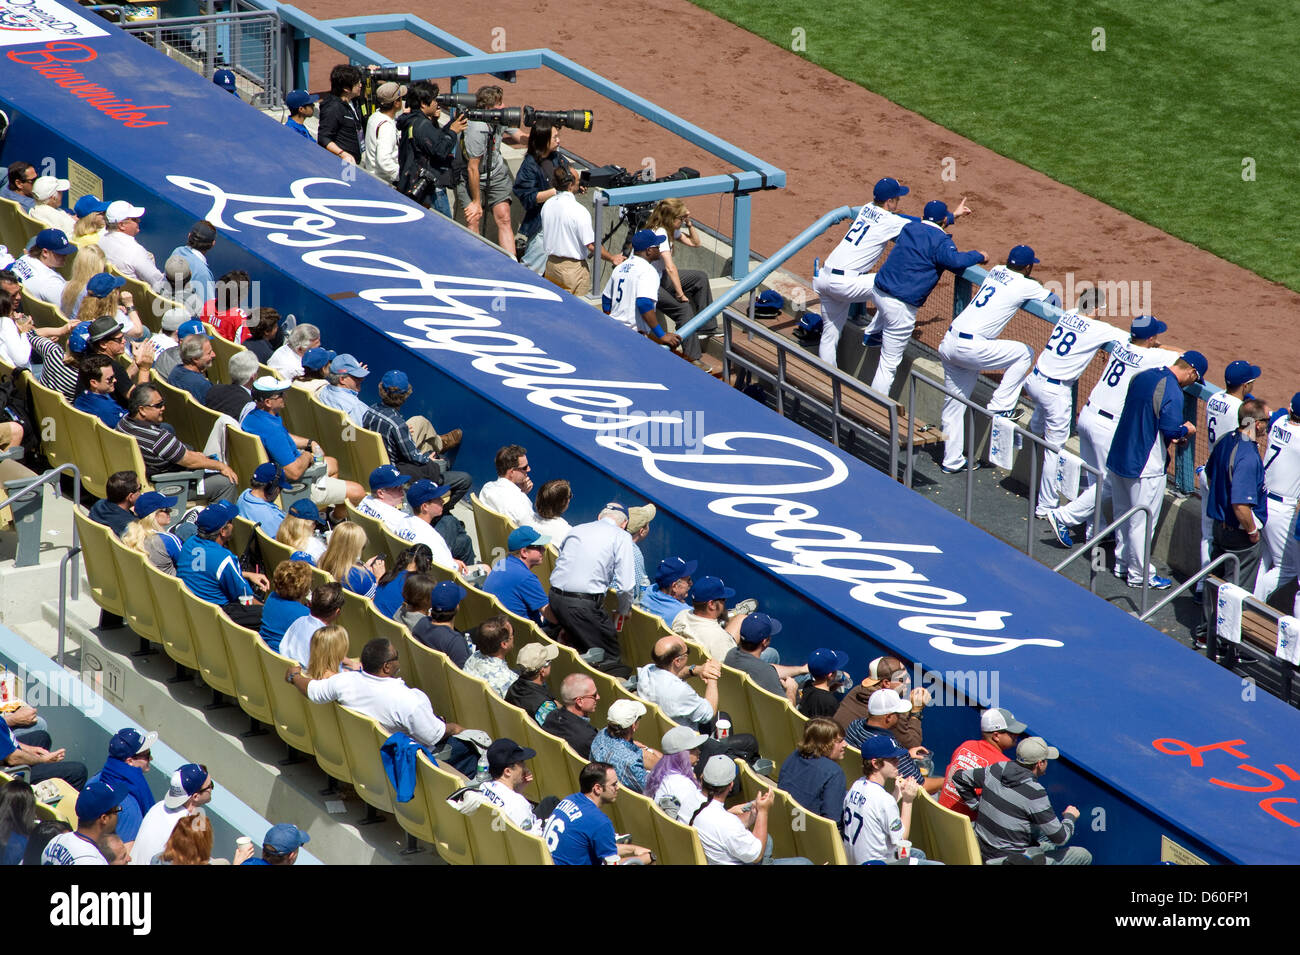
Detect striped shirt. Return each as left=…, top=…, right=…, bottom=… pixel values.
left=951, top=759, right=1075, bottom=861
left=117, top=415, right=188, bottom=477
left=844, top=721, right=922, bottom=782
left=28, top=334, right=79, bottom=401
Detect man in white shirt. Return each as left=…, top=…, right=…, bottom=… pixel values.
left=268, top=323, right=321, bottom=381
left=363, top=81, right=405, bottom=185
left=28, top=176, right=75, bottom=233
left=542, top=166, right=623, bottom=296
left=479, top=443, right=542, bottom=526
left=692, top=755, right=810, bottom=864
left=636, top=635, right=721, bottom=731
left=548, top=502, right=637, bottom=670
left=842, top=734, right=937, bottom=864
left=670, top=575, right=743, bottom=662
left=479, top=738, right=542, bottom=832
left=937, top=245, right=1056, bottom=473
left=357, top=462, right=414, bottom=533
left=279, top=581, right=345, bottom=667
left=10, top=228, right=75, bottom=304
left=400, top=478, right=461, bottom=571
left=129, top=763, right=213, bottom=864
left=41, top=781, right=122, bottom=865
left=1268, top=394, right=1300, bottom=591
left=99, top=201, right=168, bottom=293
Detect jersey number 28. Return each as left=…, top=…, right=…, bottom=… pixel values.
left=1046, top=326, right=1076, bottom=355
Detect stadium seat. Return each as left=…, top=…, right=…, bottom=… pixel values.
left=229, top=516, right=256, bottom=570
left=469, top=493, right=512, bottom=567
left=370, top=720, right=438, bottom=847
left=60, top=403, right=110, bottom=498
left=204, top=324, right=238, bottom=384
left=618, top=604, right=674, bottom=666
left=908, top=789, right=982, bottom=865
left=224, top=422, right=269, bottom=491
left=112, top=536, right=162, bottom=645
left=145, top=561, right=201, bottom=672
left=257, top=638, right=315, bottom=755
left=607, top=772, right=706, bottom=865
left=27, top=377, right=70, bottom=469
left=253, top=526, right=330, bottom=589
left=500, top=811, right=553, bottom=865
left=303, top=698, right=351, bottom=786
left=182, top=589, right=239, bottom=698
left=309, top=395, right=357, bottom=480
left=734, top=759, right=846, bottom=865
left=0, top=199, right=29, bottom=260
left=716, top=660, right=800, bottom=761
left=220, top=614, right=276, bottom=728
left=401, top=630, right=458, bottom=719
left=347, top=420, right=390, bottom=486
left=418, top=748, right=474, bottom=865
left=279, top=383, right=315, bottom=436
left=150, top=370, right=224, bottom=453
left=444, top=664, right=498, bottom=739
left=335, top=705, right=395, bottom=816
left=20, top=293, right=68, bottom=330
left=344, top=502, right=402, bottom=564
left=518, top=718, right=585, bottom=798
left=337, top=590, right=406, bottom=661
left=535, top=544, right=556, bottom=592
left=72, top=510, right=125, bottom=619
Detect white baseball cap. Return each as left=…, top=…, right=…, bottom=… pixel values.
left=980, top=707, right=1027, bottom=734
left=605, top=698, right=647, bottom=729
left=867, top=688, right=912, bottom=716
left=105, top=200, right=145, bottom=223
left=251, top=375, right=291, bottom=394
left=32, top=176, right=69, bottom=201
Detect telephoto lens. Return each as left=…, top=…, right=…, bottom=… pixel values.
left=524, top=107, right=594, bottom=132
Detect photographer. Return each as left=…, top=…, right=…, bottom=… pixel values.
left=397, top=82, right=468, bottom=219
left=316, top=64, right=364, bottom=165
left=513, top=120, right=570, bottom=274
left=454, top=85, right=527, bottom=255
left=542, top=166, right=623, bottom=296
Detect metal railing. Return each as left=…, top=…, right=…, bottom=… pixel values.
left=1139, top=552, right=1240, bottom=623
left=1052, top=502, right=1156, bottom=614
left=0, top=463, right=82, bottom=668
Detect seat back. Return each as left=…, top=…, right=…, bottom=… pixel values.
left=735, top=760, right=846, bottom=865
left=257, top=639, right=314, bottom=755
left=151, top=370, right=221, bottom=452
left=96, top=415, right=150, bottom=491
left=348, top=420, right=390, bottom=485
left=145, top=561, right=200, bottom=670
left=21, top=292, right=69, bottom=330
left=343, top=502, right=393, bottom=563
left=73, top=510, right=125, bottom=618
left=112, top=536, right=161, bottom=644
left=220, top=614, right=276, bottom=726
left=224, top=422, right=269, bottom=491
left=418, top=750, right=474, bottom=865
left=535, top=544, right=557, bottom=592
left=620, top=605, right=673, bottom=666
left=204, top=324, right=239, bottom=384
left=469, top=493, right=514, bottom=567
left=303, top=697, right=351, bottom=785
left=716, top=661, right=800, bottom=763
left=0, top=199, right=30, bottom=261
left=255, top=526, right=331, bottom=589
left=909, top=789, right=982, bottom=865
left=280, top=382, right=315, bottom=436
left=27, top=377, right=70, bottom=469
left=370, top=721, right=437, bottom=847
left=608, top=781, right=705, bottom=865
left=336, top=705, right=395, bottom=814
left=181, top=589, right=239, bottom=697
left=402, top=630, right=458, bottom=718
left=61, top=402, right=109, bottom=498
left=443, top=665, right=501, bottom=744
left=309, top=395, right=356, bottom=480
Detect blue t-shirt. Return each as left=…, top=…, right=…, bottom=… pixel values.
left=179, top=535, right=251, bottom=605
left=482, top=555, right=549, bottom=623
left=344, top=566, right=377, bottom=598
left=0, top=722, right=18, bottom=762
left=543, top=793, right=619, bottom=866
left=374, top=571, right=408, bottom=620
left=259, top=593, right=310, bottom=653
left=236, top=488, right=286, bottom=537
left=168, top=364, right=213, bottom=402
left=241, top=408, right=300, bottom=469
left=285, top=118, right=313, bottom=141
left=73, top=390, right=126, bottom=428
left=1205, top=430, right=1267, bottom=530
left=639, top=584, right=690, bottom=627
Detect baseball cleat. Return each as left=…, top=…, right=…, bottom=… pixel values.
left=1047, top=512, right=1073, bottom=548
left=864, top=331, right=883, bottom=348
left=993, top=407, right=1024, bottom=422
left=940, top=461, right=982, bottom=474
left=1128, top=575, right=1172, bottom=590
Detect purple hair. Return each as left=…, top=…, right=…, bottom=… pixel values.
left=646, top=751, right=698, bottom=799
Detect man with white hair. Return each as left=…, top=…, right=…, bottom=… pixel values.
left=99, top=200, right=168, bottom=293
left=205, top=350, right=260, bottom=421
left=28, top=176, right=74, bottom=232
left=547, top=502, right=637, bottom=673
left=268, top=323, right=321, bottom=381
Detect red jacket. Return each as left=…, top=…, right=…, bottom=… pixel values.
left=938, top=738, right=1009, bottom=819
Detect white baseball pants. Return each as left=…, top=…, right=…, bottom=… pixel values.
left=1025, top=371, right=1073, bottom=512
left=812, top=269, right=876, bottom=368
left=1110, top=471, right=1166, bottom=585
left=936, top=333, right=1035, bottom=471
left=1054, top=406, right=1116, bottom=539
left=866, top=292, right=918, bottom=398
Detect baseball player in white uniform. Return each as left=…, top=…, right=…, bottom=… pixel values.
left=1026, top=288, right=1125, bottom=515
left=601, top=229, right=689, bottom=353
left=1197, top=361, right=1257, bottom=589
left=1043, top=315, right=1179, bottom=553
left=1261, top=393, right=1300, bottom=593
left=813, top=177, right=913, bottom=368
left=937, top=245, right=1057, bottom=473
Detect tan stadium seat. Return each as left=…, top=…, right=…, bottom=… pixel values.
left=909, top=789, right=982, bottom=865
left=27, top=377, right=70, bottom=470
left=419, top=749, right=474, bottom=865
left=96, top=414, right=150, bottom=489
left=73, top=510, right=125, bottom=619
left=145, top=561, right=201, bottom=671
left=224, top=422, right=269, bottom=492
left=734, top=759, right=846, bottom=865
left=61, top=403, right=110, bottom=498
left=303, top=698, right=351, bottom=786
left=607, top=774, right=706, bottom=865
left=220, top=614, right=276, bottom=727
left=716, top=661, right=800, bottom=762
left=280, top=383, right=315, bottom=436
left=336, top=705, right=395, bottom=817
left=257, top=639, right=314, bottom=755
left=520, top=719, right=586, bottom=799
left=0, top=198, right=30, bottom=259
left=347, top=419, right=390, bottom=487
left=204, top=324, right=238, bottom=384
left=309, top=395, right=356, bottom=481
left=444, top=665, right=498, bottom=740
left=500, top=811, right=553, bottom=865
left=401, top=629, right=458, bottom=718
left=619, top=604, right=674, bottom=666
left=150, top=370, right=223, bottom=453
left=254, top=526, right=330, bottom=589
left=112, top=535, right=161, bottom=645
left=370, top=720, right=437, bottom=847
left=470, top=493, right=512, bottom=566
left=182, top=589, right=239, bottom=698
left=20, top=293, right=69, bottom=330
left=337, top=590, right=407, bottom=661
left=343, top=502, right=396, bottom=563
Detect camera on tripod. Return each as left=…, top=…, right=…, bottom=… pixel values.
left=460, top=105, right=595, bottom=132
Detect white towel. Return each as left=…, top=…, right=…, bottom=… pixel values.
left=1215, top=583, right=1248, bottom=645
left=1056, top=450, right=1082, bottom=500
left=1276, top=616, right=1300, bottom=666
left=987, top=417, right=1018, bottom=470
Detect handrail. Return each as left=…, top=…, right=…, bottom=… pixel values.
left=0, top=463, right=83, bottom=667
left=1052, top=501, right=1156, bottom=613
left=1139, top=552, right=1240, bottom=623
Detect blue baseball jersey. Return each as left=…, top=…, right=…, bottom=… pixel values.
left=542, top=792, right=619, bottom=865
left=1205, top=431, right=1267, bottom=529
left=179, top=535, right=252, bottom=605
left=1106, top=366, right=1190, bottom=480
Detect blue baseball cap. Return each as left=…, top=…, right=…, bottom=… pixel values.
left=196, top=499, right=238, bottom=532
left=285, top=89, right=319, bottom=112
left=302, top=347, right=336, bottom=371
left=264, top=822, right=311, bottom=853
left=922, top=200, right=954, bottom=226
left=754, top=289, right=784, bottom=315
left=807, top=647, right=849, bottom=679
left=32, top=228, right=76, bottom=255
left=631, top=229, right=661, bottom=252
left=1129, top=315, right=1167, bottom=340
left=430, top=579, right=465, bottom=612
left=288, top=498, right=324, bottom=524
left=85, top=272, right=126, bottom=299
left=252, top=461, right=291, bottom=489
left=654, top=556, right=697, bottom=588
left=178, top=318, right=209, bottom=340
left=164, top=763, right=210, bottom=809
left=67, top=321, right=92, bottom=355
left=1224, top=360, right=1261, bottom=388
left=873, top=177, right=909, bottom=202
left=688, top=575, right=734, bottom=603
left=290, top=550, right=316, bottom=565
left=507, top=525, right=550, bottom=551
left=369, top=464, right=410, bottom=491
left=133, top=491, right=177, bottom=520
left=407, top=479, right=450, bottom=510
left=1291, top=393, right=1300, bottom=417
left=75, top=781, right=123, bottom=820
left=1181, top=350, right=1208, bottom=384
left=108, top=727, right=158, bottom=759
left=380, top=369, right=410, bottom=391
left=739, top=612, right=781, bottom=643
left=859, top=735, right=908, bottom=761
left=1007, top=245, right=1039, bottom=267
left=213, top=68, right=237, bottom=93
left=329, top=353, right=369, bottom=378
left=73, top=195, right=110, bottom=218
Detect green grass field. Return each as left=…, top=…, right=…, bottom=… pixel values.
left=690, top=0, right=1300, bottom=291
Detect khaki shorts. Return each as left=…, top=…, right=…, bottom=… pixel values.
left=309, top=475, right=348, bottom=508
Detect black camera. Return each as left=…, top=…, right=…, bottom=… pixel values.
left=435, top=92, right=478, bottom=111
left=461, top=105, right=595, bottom=132
left=365, top=65, right=410, bottom=84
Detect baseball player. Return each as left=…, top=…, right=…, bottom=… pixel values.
left=813, top=177, right=915, bottom=369
left=601, top=229, right=700, bottom=360
left=1105, top=351, right=1205, bottom=589
left=937, top=245, right=1057, bottom=473
left=1260, top=392, right=1300, bottom=591
left=865, top=199, right=983, bottom=398
left=1196, top=360, right=1259, bottom=590
left=1042, top=315, right=1180, bottom=553
left=1026, top=287, right=1124, bottom=514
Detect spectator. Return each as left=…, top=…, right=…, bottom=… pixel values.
left=692, top=756, right=809, bottom=865
left=29, top=176, right=74, bottom=232
left=167, top=331, right=217, bottom=403
left=400, top=576, right=473, bottom=667
left=280, top=581, right=345, bottom=667
left=636, top=636, right=720, bottom=734
left=242, top=823, right=310, bottom=865
left=777, top=718, right=847, bottom=823
left=1, top=161, right=36, bottom=212
left=363, top=369, right=466, bottom=486
left=315, top=64, right=364, bottom=165
left=590, top=698, right=659, bottom=792
left=645, top=198, right=715, bottom=337
left=0, top=286, right=41, bottom=377
left=213, top=67, right=239, bottom=96
left=396, top=81, right=466, bottom=219
left=99, top=201, right=167, bottom=293
left=483, top=525, right=552, bottom=625
left=463, top=615, right=517, bottom=697
left=723, top=612, right=806, bottom=704
left=290, top=637, right=480, bottom=776
left=532, top=478, right=573, bottom=540
left=259, top=560, right=313, bottom=654
left=798, top=648, right=851, bottom=719
left=118, top=383, right=238, bottom=502
left=305, top=625, right=353, bottom=680
left=542, top=673, right=599, bottom=758
left=296, top=346, right=334, bottom=394
left=41, top=781, right=122, bottom=865
left=267, top=323, right=320, bottom=380
left=11, top=228, right=75, bottom=304
left=541, top=165, right=622, bottom=295
left=284, top=89, right=318, bottom=140
left=72, top=353, right=126, bottom=427
left=98, top=833, right=130, bottom=864
left=626, top=503, right=655, bottom=598
left=85, top=316, right=154, bottom=405
left=646, top=725, right=709, bottom=821
left=455, top=84, right=527, bottom=253
left=22, top=820, right=71, bottom=866
left=0, top=778, right=37, bottom=865
left=162, top=253, right=202, bottom=316
left=513, top=120, right=572, bottom=274
left=542, top=761, right=653, bottom=865
left=89, top=469, right=142, bottom=537
left=205, top=350, right=259, bottom=421
left=319, top=521, right=384, bottom=598
left=373, top=543, right=433, bottom=619
left=842, top=735, right=938, bottom=865
left=243, top=306, right=285, bottom=364
left=121, top=491, right=182, bottom=574
left=833, top=655, right=927, bottom=751
left=153, top=317, right=205, bottom=382
left=73, top=272, right=143, bottom=341
left=671, top=575, right=743, bottom=662
left=938, top=707, right=1026, bottom=821
left=405, top=478, right=472, bottom=570
left=953, top=736, right=1091, bottom=865
left=129, top=763, right=213, bottom=865
left=160, top=812, right=254, bottom=865
left=87, top=727, right=157, bottom=846
left=362, top=81, right=405, bottom=186
left=548, top=502, right=636, bottom=672
left=148, top=307, right=188, bottom=362
left=276, top=499, right=330, bottom=562
left=843, top=689, right=939, bottom=792
left=1, top=705, right=87, bottom=788
left=57, top=241, right=106, bottom=317
left=199, top=270, right=251, bottom=342
left=505, top=642, right=559, bottom=726
left=72, top=195, right=109, bottom=247
left=479, top=443, right=542, bottom=526
left=178, top=499, right=268, bottom=630
left=237, top=461, right=289, bottom=535
left=640, top=556, right=695, bottom=626
left=318, top=352, right=370, bottom=424
left=26, top=315, right=84, bottom=400
left=356, top=464, right=419, bottom=546
left=479, top=738, right=542, bottom=832
left=168, top=221, right=218, bottom=304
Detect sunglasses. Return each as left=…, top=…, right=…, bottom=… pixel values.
left=146, top=400, right=167, bottom=409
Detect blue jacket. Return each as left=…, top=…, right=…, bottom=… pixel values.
left=873, top=219, right=983, bottom=307
left=513, top=152, right=571, bottom=241
left=73, top=390, right=126, bottom=428
left=1205, top=430, right=1266, bottom=529
left=1106, top=366, right=1190, bottom=480
left=179, top=535, right=251, bottom=605
left=380, top=732, right=437, bottom=802
left=777, top=751, right=847, bottom=825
